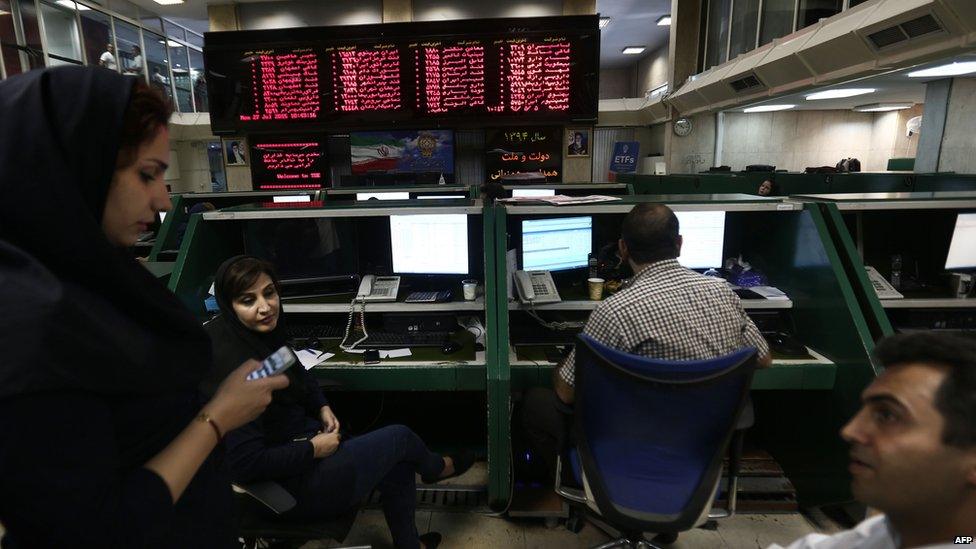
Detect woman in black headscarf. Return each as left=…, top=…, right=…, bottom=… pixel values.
left=203, top=256, right=474, bottom=549
left=0, top=67, right=287, bottom=548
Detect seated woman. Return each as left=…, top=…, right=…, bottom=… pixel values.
left=201, top=256, right=471, bottom=549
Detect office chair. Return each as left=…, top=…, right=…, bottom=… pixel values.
left=555, top=335, right=757, bottom=548
left=234, top=481, right=368, bottom=549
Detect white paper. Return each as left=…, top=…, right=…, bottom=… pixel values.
left=750, top=286, right=789, bottom=300
left=379, top=348, right=413, bottom=359
left=295, top=349, right=335, bottom=369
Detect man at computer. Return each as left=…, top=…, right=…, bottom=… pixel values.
left=770, top=332, right=976, bottom=548
left=521, top=203, right=772, bottom=484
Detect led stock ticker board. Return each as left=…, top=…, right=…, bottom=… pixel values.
left=204, top=16, right=599, bottom=133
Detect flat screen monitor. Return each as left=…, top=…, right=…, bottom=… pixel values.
left=417, top=194, right=465, bottom=199
left=945, top=213, right=976, bottom=270
left=674, top=211, right=726, bottom=269
left=350, top=130, right=454, bottom=175
left=272, top=195, right=312, bottom=203
left=522, top=216, right=592, bottom=271
left=249, top=138, right=327, bottom=190
left=356, top=192, right=410, bottom=201
left=512, top=188, right=556, bottom=198
left=390, top=214, right=469, bottom=274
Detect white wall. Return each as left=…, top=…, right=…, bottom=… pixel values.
left=939, top=78, right=976, bottom=173
left=719, top=108, right=921, bottom=172
left=635, top=45, right=668, bottom=97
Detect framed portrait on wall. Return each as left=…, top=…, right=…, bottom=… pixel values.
left=222, top=137, right=248, bottom=166
left=566, top=128, right=590, bottom=158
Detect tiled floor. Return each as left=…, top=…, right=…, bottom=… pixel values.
left=304, top=510, right=836, bottom=548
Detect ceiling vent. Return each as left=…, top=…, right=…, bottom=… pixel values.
left=867, top=13, right=945, bottom=49
left=729, top=73, right=765, bottom=93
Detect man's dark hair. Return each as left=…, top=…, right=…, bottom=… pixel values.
left=116, top=79, right=172, bottom=168
left=222, top=257, right=280, bottom=302
left=621, top=203, right=680, bottom=264
left=874, top=332, right=976, bottom=448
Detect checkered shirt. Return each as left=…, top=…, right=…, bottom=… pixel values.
left=558, top=259, right=769, bottom=387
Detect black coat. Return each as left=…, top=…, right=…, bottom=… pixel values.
left=0, top=68, right=233, bottom=548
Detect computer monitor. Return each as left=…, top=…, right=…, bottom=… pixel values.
left=356, top=192, right=410, bottom=201
left=390, top=214, right=469, bottom=274
left=512, top=188, right=556, bottom=198
left=272, top=195, right=312, bottom=203
left=945, top=212, right=976, bottom=270
left=674, top=211, right=726, bottom=269
left=417, top=194, right=465, bottom=200
left=522, top=216, right=592, bottom=271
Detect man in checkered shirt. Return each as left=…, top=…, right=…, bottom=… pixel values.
left=521, top=203, right=771, bottom=484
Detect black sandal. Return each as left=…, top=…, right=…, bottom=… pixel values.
left=419, top=532, right=442, bottom=549
left=421, top=450, right=475, bottom=484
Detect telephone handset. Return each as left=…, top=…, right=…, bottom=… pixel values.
left=356, top=274, right=400, bottom=302
left=865, top=266, right=903, bottom=299
left=515, top=270, right=561, bottom=304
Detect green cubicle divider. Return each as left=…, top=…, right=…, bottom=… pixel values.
left=148, top=194, right=185, bottom=260
left=619, top=172, right=976, bottom=198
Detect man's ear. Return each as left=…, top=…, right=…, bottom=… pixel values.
left=676, top=235, right=683, bottom=256
left=618, top=239, right=628, bottom=262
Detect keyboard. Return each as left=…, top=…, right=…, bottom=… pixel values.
left=284, top=325, right=451, bottom=348
left=404, top=290, right=452, bottom=303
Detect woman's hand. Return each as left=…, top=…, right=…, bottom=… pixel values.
left=203, top=359, right=289, bottom=432
left=310, top=431, right=341, bottom=458
left=320, top=405, right=340, bottom=434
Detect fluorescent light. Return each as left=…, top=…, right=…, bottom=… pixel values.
left=599, top=17, right=611, bottom=29
left=805, top=88, right=875, bottom=100
left=657, top=15, right=671, bottom=26
left=159, top=39, right=184, bottom=47
left=853, top=102, right=914, bottom=112
left=622, top=46, right=646, bottom=55
left=908, top=61, right=976, bottom=78
left=55, top=0, right=89, bottom=9
left=152, top=0, right=184, bottom=4
left=743, top=104, right=795, bottom=113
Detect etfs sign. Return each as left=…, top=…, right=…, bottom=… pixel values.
left=609, top=141, right=639, bottom=174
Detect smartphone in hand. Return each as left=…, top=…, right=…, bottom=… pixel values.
left=247, top=346, right=296, bottom=381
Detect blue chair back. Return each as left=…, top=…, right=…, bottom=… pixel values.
left=571, top=335, right=757, bottom=533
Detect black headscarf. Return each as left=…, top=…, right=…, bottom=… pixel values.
left=0, top=67, right=212, bottom=399
left=202, top=255, right=305, bottom=403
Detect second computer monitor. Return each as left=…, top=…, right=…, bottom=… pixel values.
left=945, top=212, right=976, bottom=270
left=390, top=214, right=469, bottom=274
left=674, top=211, right=726, bottom=269
left=522, top=216, right=592, bottom=271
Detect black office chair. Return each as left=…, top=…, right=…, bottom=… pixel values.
left=234, top=481, right=367, bottom=549
left=556, top=335, right=758, bottom=548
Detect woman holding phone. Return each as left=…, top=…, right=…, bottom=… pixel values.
left=0, top=67, right=286, bottom=548
left=202, top=256, right=474, bottom=549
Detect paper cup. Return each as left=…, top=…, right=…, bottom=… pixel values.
left=462, top=279, right=478, bottom=300
left=588, top=278, right=605, bottom=300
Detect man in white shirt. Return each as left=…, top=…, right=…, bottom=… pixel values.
left=98, top=43, right=116, bottom=71
left=127, top=45, right=143, bottom=76
left=771, top=332, right=976, bottom=548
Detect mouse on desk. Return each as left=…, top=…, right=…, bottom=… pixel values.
left=441, top=340, right=462, bottom=355
left=763, top=332, right=807, bottom=358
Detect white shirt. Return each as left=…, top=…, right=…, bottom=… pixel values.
left=768, top=515, right=958, bottom=549
left=129, top=54, right=143, bottom=74
left=98, top=51, right=116, bottom=71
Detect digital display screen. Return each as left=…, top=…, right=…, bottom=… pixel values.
left=390, top=214, right=469, bottom=274
left=204, top=15, right=599, bottom=132
left=249, top=138, right=327, bottom=190
left=522, top=216, right=592, bottom=271
left=945, top=213, right=976, bottom=270
left=674, top=211, right=726, bottom=269
left=485, top=126, right=562, bottom=182
left=350, top=130, right=454, bottom=175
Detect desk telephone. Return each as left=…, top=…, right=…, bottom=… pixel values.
left=865, top=266, right=903, bottom=299
left=515, top=270, right=561, bottom=304
left=356, top=275, right=400, bottom=302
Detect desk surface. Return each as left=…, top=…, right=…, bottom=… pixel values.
left=794, top=191, right=976, bottom=210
